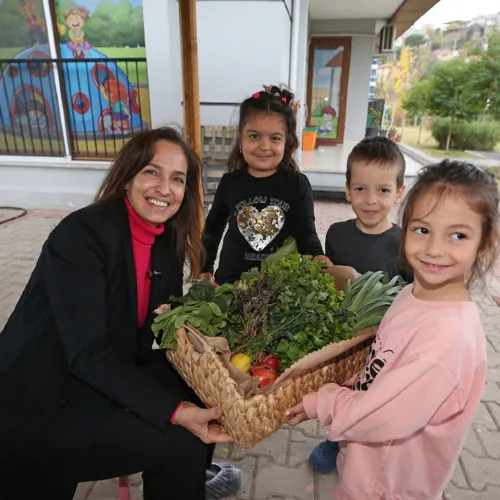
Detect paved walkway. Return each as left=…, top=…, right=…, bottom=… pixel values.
left=0, top=202, right=499, bottom=500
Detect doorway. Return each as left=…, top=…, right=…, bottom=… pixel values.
left=307, top=37, right=351, bottom=145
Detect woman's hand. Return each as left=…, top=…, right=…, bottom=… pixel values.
left=173, top=403, right=233, bottom=444
left=285, top=400, right=310, bottom=426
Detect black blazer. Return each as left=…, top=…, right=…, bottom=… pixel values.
left=0, top=199, right=183, bottom=455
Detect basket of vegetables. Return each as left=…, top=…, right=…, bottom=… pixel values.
left=152, top=239, right=403, bottom=448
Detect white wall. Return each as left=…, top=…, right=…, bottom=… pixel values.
left=344, top=36, right=376, bottom=141
left=0, top=163, right=106, bottom=209
left=143, top=0, right=184, bottom=127
left=197, top=1, right=292, bottom=125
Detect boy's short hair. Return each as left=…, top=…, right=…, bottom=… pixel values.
left=346, top=137, right=406, bottom=188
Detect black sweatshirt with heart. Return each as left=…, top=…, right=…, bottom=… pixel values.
left=202, top=168, right=324, bottom=285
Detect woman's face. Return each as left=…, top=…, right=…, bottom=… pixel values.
left=125, top=140, right=187, bottom=226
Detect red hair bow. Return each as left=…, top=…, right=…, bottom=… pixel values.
left=252, top=92, right=260, bottom=99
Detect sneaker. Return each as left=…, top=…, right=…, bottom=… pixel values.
left=309, top=440, right=340, bottom=474
left=205, top=462, right=242, bottom=499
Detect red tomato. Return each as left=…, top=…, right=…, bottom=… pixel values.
left=263, top=355, right=280, bottom=371
left=250, top=362, right=278, bottom=388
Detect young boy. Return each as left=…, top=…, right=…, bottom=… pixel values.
left=309, top=136, right=413, bottom=474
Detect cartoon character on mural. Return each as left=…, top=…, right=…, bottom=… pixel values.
left=12, top=83, right=51, bottom=136
left=99, top=78, right=131, bottom=134
left=62, top=6, right=91, bottom=58
left=317, top=106, right=336, bottom=135
left=17, top=0, right=47, bottom=47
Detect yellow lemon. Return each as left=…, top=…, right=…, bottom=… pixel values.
left=230, top=353, right=252, bottom=373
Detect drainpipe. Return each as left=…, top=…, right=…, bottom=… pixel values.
left=289, top=0, right=302, bottom=166
left=42, top=0, right=72, bottom=160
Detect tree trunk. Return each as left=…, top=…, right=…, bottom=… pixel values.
left=445, top=112, right=454, bottom=152
left=417, top=113, right=425, bottom=145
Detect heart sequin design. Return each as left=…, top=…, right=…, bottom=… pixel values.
left=237, top=205, right=285, bottom=251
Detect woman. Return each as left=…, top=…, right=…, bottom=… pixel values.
left=0, top=127, right=235, bottom=499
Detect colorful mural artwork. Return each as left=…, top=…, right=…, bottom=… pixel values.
left=309, top=46, right=344, bottom=140
left=54, top=0, right=150, bottom=151
left=0, top=0, right=64, bottom=155
left=0, top=0, right=150, bottom=157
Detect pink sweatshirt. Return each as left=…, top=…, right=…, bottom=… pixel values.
left=303, top=285, right=486, bottom=500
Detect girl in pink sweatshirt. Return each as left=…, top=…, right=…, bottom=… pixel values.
left=286, top=160, right=500, bottom=500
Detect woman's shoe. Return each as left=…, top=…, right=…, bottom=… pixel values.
left=205, top=462, right=242, bottom=499
left=308, top=440, right=340, bottom=474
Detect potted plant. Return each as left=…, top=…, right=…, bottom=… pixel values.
left=395, top=131, right=403, bottom=143
left=388, top=127, right=397, bottom=141
left=365, top=108, right=382, bottom=138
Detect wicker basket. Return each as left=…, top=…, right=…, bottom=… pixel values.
left=167, top=326, right=374, bottom=449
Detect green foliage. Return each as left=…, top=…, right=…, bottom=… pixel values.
left=426, top=58, right=476, bottom=121
left=152, top=280, right=243, bottom=350
left=404, top=33, right=427, bottom=48
left=236, top=254, right=348, bottom=369
left=402, top=79, right=431, bottom=119
left=465, top=30, right=500, bottom=121
left=431, top=118, right=500, bottom=151
left=152, top=240, right=403, bottom=372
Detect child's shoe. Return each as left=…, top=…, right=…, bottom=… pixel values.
left=308, top=440, right=340, bottom=474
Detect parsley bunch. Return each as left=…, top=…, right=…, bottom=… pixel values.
left=234, top=254, right=353, bottom=369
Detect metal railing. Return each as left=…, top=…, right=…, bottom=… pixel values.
left=0, top=57, right=148, bottom=159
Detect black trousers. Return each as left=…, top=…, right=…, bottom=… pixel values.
left=0, top=351, right=214, bottom=500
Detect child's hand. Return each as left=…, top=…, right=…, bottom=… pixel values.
left=200, top=272, right=217, bottom=286
left=313, top=255, right=333, bottom=266
left=326, top=265, right=360, bottom=291
left=285, top=401, right=310, bottom=426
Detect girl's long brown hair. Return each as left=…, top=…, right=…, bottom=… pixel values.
left=399, top=160, right=500, bottom=287
left=95, top=127, right=205, bottom=280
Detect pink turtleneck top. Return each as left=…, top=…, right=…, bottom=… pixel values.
left=124, top=197, right=164, bottom=328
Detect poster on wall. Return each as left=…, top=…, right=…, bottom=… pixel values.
left=53, top=0, right=150, bottom=154
left=0, top=0, right=65, bottom=156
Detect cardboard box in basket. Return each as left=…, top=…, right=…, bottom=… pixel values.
left=165, top=263, right=376, bottom=449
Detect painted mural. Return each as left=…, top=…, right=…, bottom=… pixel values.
left=309, top=46, right=344, bottom=140
left=54, top=0, right=150, bottom=150
left=0, top=0, right=150, bottom=157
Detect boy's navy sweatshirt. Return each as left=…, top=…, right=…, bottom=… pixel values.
left=202, top=168, right=324, bottom=284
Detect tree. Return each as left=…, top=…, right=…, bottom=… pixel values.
left=466, top=30, right=500, bottom=120
left=426, top=58, right=476, bottom=151
left=402, top=79, right=431, bottom=144
left=375, top=46, right=417, bottom=128
left=405, top=33, right=427, bottom=48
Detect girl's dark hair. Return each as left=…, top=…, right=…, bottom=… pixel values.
left=94, top=127, right=205, bottom=280
left=228, top=85, right=299, bottom=173
left=400, top=160, right=500, bottom=286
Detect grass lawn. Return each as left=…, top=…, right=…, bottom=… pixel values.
left=401, top=126, right=476, bottom=159
left=0, top=48, right=23, bottom=59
